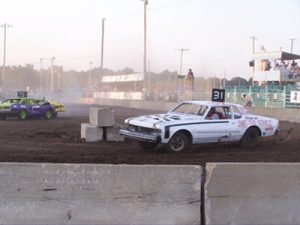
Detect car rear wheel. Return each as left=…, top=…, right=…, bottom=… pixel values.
left=240, top=127, right=259, bottom=147
left=167, top=132, right=189, bottom=152
left=18, top=110, right=28, bottom=120
left=44, top=110, right=53, bottom=119
left=139, top=142, right=157, bottom=150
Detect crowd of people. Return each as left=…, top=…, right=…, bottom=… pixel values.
left=273, top=60, right=300, bottom=74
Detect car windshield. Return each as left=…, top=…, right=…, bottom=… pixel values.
left=170, top=103, right=208, bottom=116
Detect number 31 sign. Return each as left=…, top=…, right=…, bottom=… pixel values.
left=211, top=89, right=225, bottom=102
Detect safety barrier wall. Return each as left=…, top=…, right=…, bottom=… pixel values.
left=0, top=163, right=201, bottom=225
left=205, top=163, right=300, bottom=225
left=2, top=163, right=300, bottom=225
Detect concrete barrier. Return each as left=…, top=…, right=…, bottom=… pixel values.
left=89, top=107, right=115, bottom=127
left=80, top=123, right=103, bottom=142
left=205, top=163, right=300, bottom=225
left=106, top=125, right=125, bottom=142
left=0, top=163, right=201, bottom=225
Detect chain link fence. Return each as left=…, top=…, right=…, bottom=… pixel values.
left=178, top=86, right=300, bottom=109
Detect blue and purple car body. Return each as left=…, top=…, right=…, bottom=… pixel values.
left=0, top=98, right=56, bottom=120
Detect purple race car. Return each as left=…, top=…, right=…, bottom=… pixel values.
left=0, top=98, right=56, bottom=120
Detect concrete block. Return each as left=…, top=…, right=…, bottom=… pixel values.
left=205, top=163, right=300, bottom=225
left=0, top=163, right=201, bottom=225
left=81, top=123, right=103, bottom=142
left=106, top=125, right=124, bottom=142
left=89, top=107, right=115, bottom=127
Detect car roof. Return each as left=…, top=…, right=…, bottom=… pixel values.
left=182, top=100, right=242, bottom=108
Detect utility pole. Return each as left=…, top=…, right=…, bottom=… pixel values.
left=250, top=36, right=258, bottom=54
left=50, top=56, right=55, bottom=95
left=89, top=61, right=93, bottom=88
left=250, top=36, right=257, bottom=86
left=175, top=48, right=189, bottom=75
left=100, top=18, right=106, bottom=87
left=40, top=59, right=44, bottom=93
left=223, top=67, right=226, bottom=88
left=142, top=0, right=148, bottom=91
left=290, top=38, right=296, bottom=53
left=1, top=23, right=12, bottom=93
left=148, top=60, right=151, bottom=90
left=175, top=48, right=189, bottom=91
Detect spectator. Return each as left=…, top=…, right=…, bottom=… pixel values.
left=242, top=93, right=252, bottom=107
left=185, top=68, right=194, bottom=91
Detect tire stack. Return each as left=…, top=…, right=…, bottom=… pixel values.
left=81, top=107, right=124, bottom=143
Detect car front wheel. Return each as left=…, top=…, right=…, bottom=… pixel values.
left=18, top=110, right=28, bottom=120
left=44, top=110, right=53, bottom=119
left=167, top=132, right=189, bottom=152
left=240, top=127, right=259, bottom=147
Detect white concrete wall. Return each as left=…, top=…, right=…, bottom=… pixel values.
left=205, top=163, right=300, bottom=225
left=0, top=163, right=201, bottom=225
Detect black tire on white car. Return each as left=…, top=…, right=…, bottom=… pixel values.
left=167, top=132, right=189, bottom=152
left=240, top=127, right=259, bottom=147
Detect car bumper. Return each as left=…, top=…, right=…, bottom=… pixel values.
left=119, top=128, right=161, bottom=143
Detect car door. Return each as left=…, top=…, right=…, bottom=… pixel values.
left=225, top=105, right=244, bottom=142
left=30, top=99, right=43, bottom=115
left=193, top=106, right=232, bottom=144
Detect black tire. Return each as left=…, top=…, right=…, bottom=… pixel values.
left=18, top=110, right=28, bottom=120
left=240, top=127, right=259, bottom=147
left=167, top=132, right=189, bottom=152
left=44, top=110, right=53, bottom=119
left=139, top=142, right=157, bottom=150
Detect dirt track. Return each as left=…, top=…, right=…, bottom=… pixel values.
left=0, top=104, right=300, bottom=166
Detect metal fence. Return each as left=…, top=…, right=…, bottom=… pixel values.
left=179, top=86, right=300, bottom=109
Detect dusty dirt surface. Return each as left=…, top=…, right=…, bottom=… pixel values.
left=0, top=104, right=300, bottom=166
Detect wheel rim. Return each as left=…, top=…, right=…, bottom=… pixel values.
left=46, top=111, right=52, bottom=119
left=170, top=136, right=185, bottom=152
left=20, top=111, right=26, bottom=119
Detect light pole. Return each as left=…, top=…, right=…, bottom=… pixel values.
left=175, top=48, right=189, bottom=91
left=250, top=36, right=258, bottom=54
left=50, top=56, right=55, bottom=95
left=290, top=38, right=296, bottom=53
left=1, top=23, right=12, bottom=93
left=175, top=48, right=189, bottom=75
left=40, top=58, right=44, bottom=93
left=142, top=0, right=148, bottom=91
left=40, top=57, right=55, bottom=95
left=250, top=36, right=257, bottom=85
left=89, top=61, right=93, bottom=88
left=100, top=18, right=106, bottom=87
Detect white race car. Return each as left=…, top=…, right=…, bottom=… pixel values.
left=119, top=101, right=279, bottom=152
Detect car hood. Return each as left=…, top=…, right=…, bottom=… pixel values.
left=126, top=112, right=203, bottom=128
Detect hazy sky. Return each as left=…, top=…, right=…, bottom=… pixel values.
left=0, top=0, right=300, bottom=79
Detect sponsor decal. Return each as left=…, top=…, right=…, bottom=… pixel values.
left=291, top=91, right=300, bottom=103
